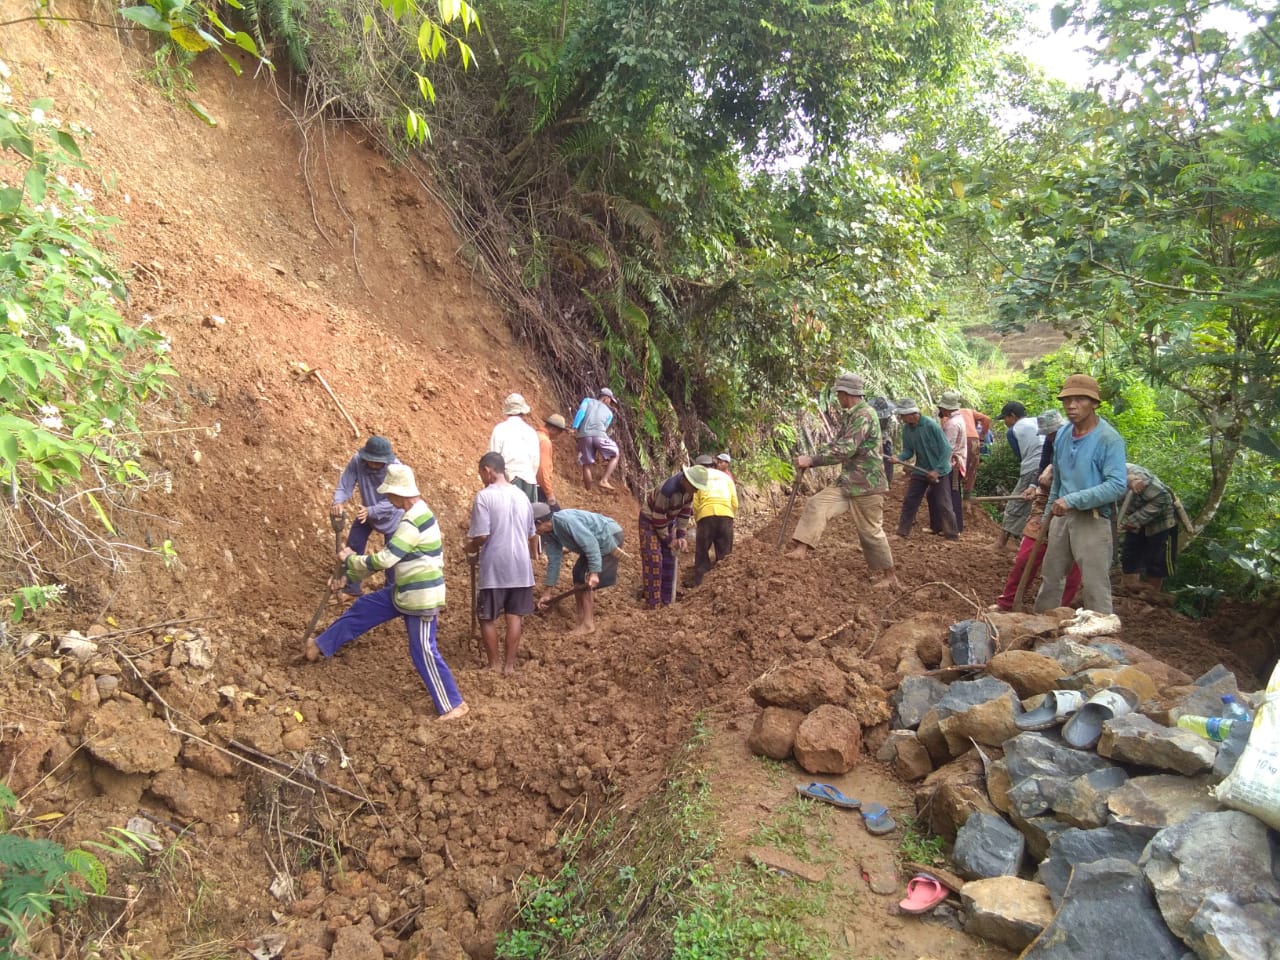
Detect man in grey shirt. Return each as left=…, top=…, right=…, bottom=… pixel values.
left=465, top=451, right=536, bottom=675
left=996, top=401, right=1044, bottom=550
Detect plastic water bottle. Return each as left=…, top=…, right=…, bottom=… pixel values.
left=1213, top=696, right=1253, bottom=776
left=1176, top=714, right=1235, bottom=741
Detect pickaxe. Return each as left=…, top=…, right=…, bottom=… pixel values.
left=292, top=361, right=360, bottom=438
left=301, top=513, right=348, bottom=648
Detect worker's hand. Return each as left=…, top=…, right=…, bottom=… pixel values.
left=927, top=470, right=940, bottom=484
left=535, top=592, right=551, bottom=610
left=328, top=576, right=346, bottom=592
left=795, top=454, right=813, bottom=470
left=356, top=506, right=370, bottom=523
left=337, top=546, right=355, bottom=561
left=546, top=498, right=559, bottom=512
left=587, top=572, right=599, bottom=589
left=329, top=503, right=344, bottom=518
left=1021, top=485, right=1037, bottom=501
left=674, top=536, right=689, bottom=553
left=1051, top=497, right=1070, bottom=517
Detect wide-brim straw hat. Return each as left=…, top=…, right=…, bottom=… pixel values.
left=377, top=463, right=419, bottom=497
left=503, top=393, right=532, bottom=416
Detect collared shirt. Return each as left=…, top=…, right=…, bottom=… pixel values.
left=332, top=455, right=404, bottom=535
left=572, top=397, right=614, bottom=438
left=900, top=416, right=953, bottom=476
left=1122, top=464, right=1177, bottom=535
left=345, top=499, right=445, bottom=615
left=1006, top=416, right=1044, bottom=475
left=541, top=509, right=624, bottom=587
left=693, top=469, right=738, bottom=521
left=811, top=399, right=888, bottom=497
left=489, top=416, right=540, bottom=486
left=942, top=410, right=968, bottom=473
left=1046, top=417, right=1127, bottom=517
left=535, top=427, right=556, bottom=501
left=640, top=474, right=694, bottom=541
left=959, top=408, right=991, bottom=441
left=467, top=481, right=536, bottom=589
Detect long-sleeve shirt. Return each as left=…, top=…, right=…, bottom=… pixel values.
left=1007, top=417, right=1044, bottom=475
left=1023, top=477, right=1053, bottom=540
left=899, top=416, right=953, bottom=477
left=345, top=499, right=445, bottom=615
left=1038, top=431, right=1056, bottom=475
left=572, top=397, right=614, bottom=438
left=960, top=408, right=991, bottom=441
left=1046, top=418, right=1127, bottom=518
left=811, top=400, right=888, bottom=497
left=535, top=426, right=556, bottom=501
left=942, top=410, right=968, bottom=474
left=1122, top=464, right=1177, bottom=535
left=639, top=474, right=695, bottom=542
left=693, top=469, right=738, bottom=520
left=489, top=416, right=540, bottom=486
left=541, top=509, right=624, bottom=587
left=332, top=455, right=404, bottom=535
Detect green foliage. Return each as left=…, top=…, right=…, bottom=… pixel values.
left=5, top=583, right=65, bottom=624
left=897, top=817, right=944, bottom=866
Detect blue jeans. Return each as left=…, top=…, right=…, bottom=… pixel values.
left=314, top=586, right=462, bottom=714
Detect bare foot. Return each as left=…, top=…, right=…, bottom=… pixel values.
left=487, top=663, right=504, bottom=673
left=598, top=481, right=615, bottom=491
left=304, top=637, right=321, bottom=662
left=783, top=545, right=808, bottom=560
left=569, top=622, right=596, bottom=636
left=871, top=576, right=899, bottom=591
left=438, top=702, right=470, bottom=721
left=502, top=664, right=516, bottom=677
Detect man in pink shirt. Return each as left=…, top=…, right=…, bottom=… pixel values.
left=938, top=390, right=968, bottom=535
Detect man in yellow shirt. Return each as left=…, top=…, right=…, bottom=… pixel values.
left=692, top=462, right=738, bottom=586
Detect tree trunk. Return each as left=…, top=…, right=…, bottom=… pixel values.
left=1189, top=432, right=1242, bottom=544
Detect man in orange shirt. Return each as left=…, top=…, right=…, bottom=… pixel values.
left=536, top=414, right=568, bottom=511
left=959, top=405, right=992, bottom=495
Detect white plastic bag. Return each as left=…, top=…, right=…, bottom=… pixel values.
left=1214, top=660, right=1280, bottom=829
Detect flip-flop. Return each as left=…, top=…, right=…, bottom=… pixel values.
left=1061, top=686, right=1139, bottom=749
left=795, top=782, right=861, bottom=809
left=899, top=873, right=947, bottom=914
left=861, top=802, right=897, bottom=835
left=1014, top=689, right=1086, bottom=731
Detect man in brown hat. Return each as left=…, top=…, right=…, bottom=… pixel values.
left=536, top=413, right=568, bottom=510
left=1035, top=374, right=1127, bottom=615
left=784, top=373, right=898, bottom=589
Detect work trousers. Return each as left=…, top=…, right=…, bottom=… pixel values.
left=639, top=519, right=678, bottom=607
left=996, top=533, right=1081, bottom=610
left=964, top=438, right=981, bottom=492
left=949, top=468, right=965, bottom=534
left=1035, top=509, right=1113, bottom=614
left=315, top=586, right=462, bottom=715
left=897, top=474, right=958, bottom=539
left=343, top=520, right=395, bottom=596
left=792, top=487, right=894, bottom=571
left=1001, top=469, right=1041, bottom=536
left=693, top=516, right=734, bottom=586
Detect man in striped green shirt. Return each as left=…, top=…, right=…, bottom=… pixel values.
left=305, top=464, right=467, bottom=720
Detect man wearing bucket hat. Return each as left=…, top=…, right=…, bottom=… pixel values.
left=536, top=413, right=569, bottom=511
left=995, top=401, right=1044, bottom=551
left=893, top=399, right=959, bottom=540
left=308, top=464, right=467, bottom=721
left=489, top=393, right=541, bottom=503
left=1035, top=374, right=1127, bottom=615
left=784, top=374, right=898, bottom=588
left=330, top=436, right=404, bottom=601
left=572, top=387, right=622, bottom=491
left=532, top=502, right=625, bottom=634
left=1035, top=409, right=1065, bottom=475
left=869, top=397, right=897, bottom=482
left=937, top=389, right=968, bottom=535
left=639, top=465, right=709, bottom=606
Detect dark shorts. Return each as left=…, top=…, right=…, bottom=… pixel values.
left=572, top=533, right=624, bottom=588
left=576, top=435, right=619, bottom=465
left=1121, top=527, right=1178, bottom=579
left=476, top=586, right=535, bottom=621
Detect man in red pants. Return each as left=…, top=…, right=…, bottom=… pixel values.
left=990, top=465, right=1082, bottom=611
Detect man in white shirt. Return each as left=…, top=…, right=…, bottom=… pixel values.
left=489, top=393, right=541, bottom=502
left=995, top=400, right=1045, bottom=550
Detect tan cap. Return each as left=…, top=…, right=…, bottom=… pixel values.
left=1057, top=374, right=1101, bottom=402
left=376, top=464, right=419, bottom=497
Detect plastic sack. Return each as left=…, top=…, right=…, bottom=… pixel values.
left=1213, top=660, right=1280, bottom=829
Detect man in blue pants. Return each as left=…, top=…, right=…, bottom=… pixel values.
left=331, top=436, right=403, bottom=601
left=307, top=464, right=468, bottom=720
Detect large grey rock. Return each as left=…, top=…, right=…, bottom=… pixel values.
left=935, top=676, right=1021, bottom=751
left=948, top=619, right=993, bottom=665
left=1187, top=893, right=1280, bottom=960
left=935, top=676, right=1019, bottom=718
left=961, top=876, right=1055, bottom=951
left=890, top=675, right=948, bottom=730
left=1107, top=774, right=1221, bottom=836
left=1003, top=732, right=1118, bottom=819
left=1141, top=810, right=1280, bottom=956
left=1037, top=825, right=1154, bottom=907
left=953, top=812, right=1025, bottom=879
left=1097, top=713, right=1216, bottom=775
left=1050, top=766, right=1130, bottom=829
left=1035, top=638, right=1119, bottom=674
left=1021, top=858, right=1187, bottom=960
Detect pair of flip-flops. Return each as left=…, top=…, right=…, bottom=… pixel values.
left=1014, top=686, right=1140, bottom=749
left=898, top=873, right=949, bottom=914
left=794, top=783, right=897, bottom=834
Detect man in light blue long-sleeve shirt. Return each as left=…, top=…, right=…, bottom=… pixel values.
left=532, top=503, right=625, bottom=635
left=331, top=436, right=405, bottom=600
left=1035, top=375, right=1127, bottom=615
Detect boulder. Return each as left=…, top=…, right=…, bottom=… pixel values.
left=893, top=735, right=933, bottom=782
left=948, top=619, right=993, bottom=666
left=747, top=707, right=805, bottom=760
left=1187, top=893, right=1280, bottom=960
left=987, top=650, right=1065, bottom=699
left=961, top=876, right=1054, bottom=951
left=83, top=699, right=181, bottom=774
left=1049, top=766, right=1129, bottom=829
left=1021, top=858, right=1186, bottom=960
left=1034, top=638, right=1118, bottom=674
left=916, top=708, right=952, bottom=766
left=1007, top=810, right=1073, bottom=862
left=1141, top=810, right=1280, bottom=954
left=843, top=673, right=892, bottom=727
left=748, top=659, right=847, bottom=712
left=793, top=705, right=862, bottom=774
left=935, top=676, right=1021, bottom=751
left=1002, top=732, right=1119, bottom=820
left=985, top=611, right=1063, bottom=642
left=874, top=613, right=950, bottom=672
left=914, top=751, right=996, bottom=842
left=952, top=812, right=1024, bottom=879
left=1096, top=713, right=1215, bottom=775
left=1107, top=774, right=1222, bottom=835
left=890, top=675, right=948, bottom=730
left=1037, top=824, right=1153, bottom=907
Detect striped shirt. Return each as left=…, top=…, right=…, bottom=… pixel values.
left=1123, top=464, right=1177, bottom=535
left=640, top=474, right=695, bottom=541
left=345, top=499, right=445, bottom=615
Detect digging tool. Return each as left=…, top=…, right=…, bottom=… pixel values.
left=1173, top=494, right=1196, bottom=534
left=887, top=456, right=938, bottom=481
left=969, top=494, right=1026, bottom=503
left=775, top=467, right=807, bottom=549
left=301, top=514, right=348, bottom=648
left=292, top=361, right=360, bottom=439
left=1013, top=516, right=1051, bottom=609
left=467, top=553, right=478, bottom=640
left=532, top=584, right=588, bottom=616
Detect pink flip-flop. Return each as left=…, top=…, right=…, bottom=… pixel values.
left=898, top=873, right=948, bottom=915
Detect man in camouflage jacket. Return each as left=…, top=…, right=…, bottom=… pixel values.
left=784, top=373, right=899, bottom=589
left=1120, top=463, right=1180, bottom=600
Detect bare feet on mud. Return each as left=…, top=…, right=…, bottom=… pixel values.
left=598, top=481, right=615, bottom=491
left=569, top=623, right=596, bottom=636
left=783, top=545, right=808, bottom=560
left=871, top=575, right=899, bottom=591
left=304, top=637, right=321, bottom=662
left=438, top=702, right=470, bottom=721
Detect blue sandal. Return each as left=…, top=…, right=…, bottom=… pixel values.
left=861, top=802, right=897, bottom=835
left=795, top=782, right=861, bottom=809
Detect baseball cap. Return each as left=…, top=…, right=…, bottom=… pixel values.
left=999, top=401, right=1027, bottom=419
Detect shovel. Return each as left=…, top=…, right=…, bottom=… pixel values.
left=887, top=456, right=938, bottom=482
left=301, top=514, right=348, bottom=647
left=532, top=584, right=588, bottom=616
left=775, top=467, right=807, bottom=549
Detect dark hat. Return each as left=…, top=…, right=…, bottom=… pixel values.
left=531, top=501, right=553, bottom=521
left=835, top=373, right=865, bottom=396
left=869, top=396, right=894, bottom=419
left=359, top=436, right=394, bottom=463
left=999, top=401, right=1027, bottom=419
left=694, top=454, right=716, bottom=467
left=895, top=399, right=920, bottom=416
